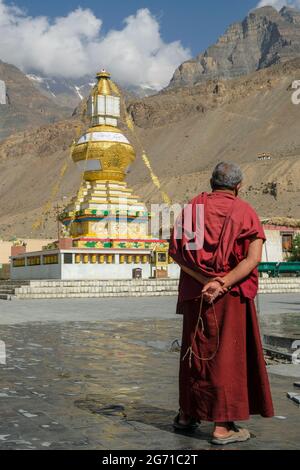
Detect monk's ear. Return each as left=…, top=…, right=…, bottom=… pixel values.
left=234, top=183, right=242, bottom=196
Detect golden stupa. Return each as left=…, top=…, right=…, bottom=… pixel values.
left=60, top=70, right=168, bottom=255
left=10, top=70, right=176, bottom=281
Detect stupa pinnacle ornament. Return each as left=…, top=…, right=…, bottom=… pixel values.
left=89, top=69, right=120, bottom=127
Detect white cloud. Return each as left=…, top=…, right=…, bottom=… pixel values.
left=0, top=1, right=190, bottom=90
left=256, top=0, right=300, bottom=10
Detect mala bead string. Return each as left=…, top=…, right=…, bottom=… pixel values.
left=181, top=294, right=220, bottom=366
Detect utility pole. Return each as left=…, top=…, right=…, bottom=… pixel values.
left=55, top=197, right=67, bottom=241
left=54, top=204, right=61, bottom=241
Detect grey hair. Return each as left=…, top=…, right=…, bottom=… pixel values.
left=210, top=162, right=243, bottom=190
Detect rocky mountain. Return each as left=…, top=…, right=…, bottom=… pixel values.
left=0, top=58, right=154, bottom=141
left=27, top=73, right=157, bottom=110
left=169, top=6, right=300, bottom=88
left=26, top=74, right=96, bottom=109
left=127, top=59, right=300, bottom=216
left=0, top=58, right=300, bottom=239
left=0, top=61, right=72, bottom=141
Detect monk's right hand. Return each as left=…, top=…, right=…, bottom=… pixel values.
left=213, top=276, right=226, bottom=286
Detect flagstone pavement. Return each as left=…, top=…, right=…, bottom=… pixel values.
left=0, top=294, right=299, bottom=450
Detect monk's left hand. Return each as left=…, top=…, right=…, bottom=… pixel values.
left=202, top=280, right=227, bottom=303
left=202, top=280, right=227, bottom=294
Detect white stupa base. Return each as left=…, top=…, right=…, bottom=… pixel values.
left=10, top=249, right=180, bottom=281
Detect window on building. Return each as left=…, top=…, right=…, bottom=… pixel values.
left=43, top=254, right=59, bottom=265
left=157, top=252, right=167, bottom=263
left=27, top=256, right=41, bottom=266
left=13, top=258, right=25, bottom=267
left=64, top=253, right=73, bottom=264
left=282, top=233, right=293, bottom=252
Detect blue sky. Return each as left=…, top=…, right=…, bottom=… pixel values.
left=0, top=0, right=298, bottom=88
left=12, top=0, right=259, bottom=56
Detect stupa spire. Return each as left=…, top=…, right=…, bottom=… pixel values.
left=88, top=69, right=121, bottom=127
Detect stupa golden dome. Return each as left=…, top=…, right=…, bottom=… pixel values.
left=71, top=70, right=135, bottom=182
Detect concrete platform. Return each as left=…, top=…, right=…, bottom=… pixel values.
left=0, top=293, right=299, bottom=449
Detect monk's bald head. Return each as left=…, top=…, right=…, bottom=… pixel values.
left=210, top=162, right=243, bottom=191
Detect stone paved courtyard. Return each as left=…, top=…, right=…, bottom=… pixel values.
left=0, top=294, right=299, bottom=450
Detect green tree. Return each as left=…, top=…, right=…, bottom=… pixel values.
left=289, top=234, right=300, bottom=261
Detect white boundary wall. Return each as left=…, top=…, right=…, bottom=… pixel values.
left=10, top=249, right=180, bottom=280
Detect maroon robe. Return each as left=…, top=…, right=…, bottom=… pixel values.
left=169, top=191, right=274, bottom=422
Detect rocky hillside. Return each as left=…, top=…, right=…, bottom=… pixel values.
left=0, top=61, right=72, bottom=140
left=169, top=6, right=300, bottom=88
left=128, top=59, right=300, bottom=218
left=0, top=58, right=300, bottom=239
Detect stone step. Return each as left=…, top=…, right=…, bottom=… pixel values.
left=0, top=280, right=30, bottom=286
left=0, top=288, right=15, bottom=294
left=260, top=283, right=300, bottom=287
left=1, top=277, right=300, bottom=300
left=259, top=280, right=300, bottom=284
left=260, top=287, right=300, bottom=289
left=259, top=285, right=300, bottom=288
left=259, top=277, right=300, bottom=284
left=259, top=289, right=300, bottom=293
left=16, top=291, right=178, bottom=299
left=263, top=345, right=293, bottom=362
left=16, top=285, right=179, bottom=294
left=0, top=294, right=11, bottom=300
left=26, top=280, right=179, bottom=287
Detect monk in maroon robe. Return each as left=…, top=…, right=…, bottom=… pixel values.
left=169, top=162, right=274, bottom=445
